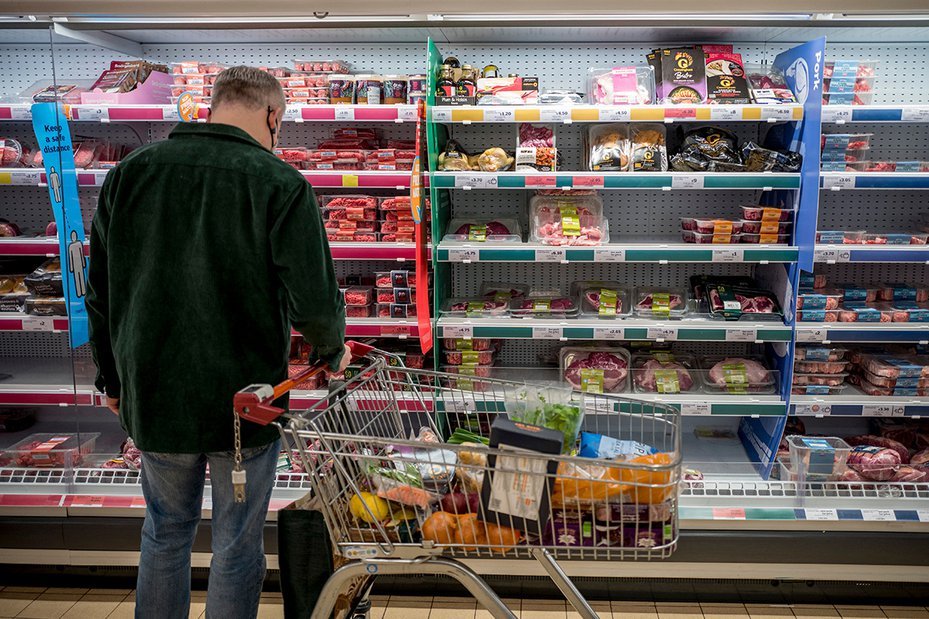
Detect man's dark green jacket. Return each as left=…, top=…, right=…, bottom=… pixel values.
left=86, top=123, right=346, bottom=453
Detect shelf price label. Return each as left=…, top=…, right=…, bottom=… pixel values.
left=282, top=107, right=301, bottom=121
left=443, top=396, right=477, bottom=412
left=804, top=508, right=838, bottom=521
left=761, top=106, right=794, bottom=121
left=822, top=107, right=852, bottom=123
left=14, top=170, right=43, bottom=186
left=862, top=404, right=904, bottom=417
left=431, top=108, right=451, bottom=122
left=594, top=248, right=626, bottom=262
left=918, top=510, right=929, bottom=522
left=334, top=107, right=355, bottom=121
left=797, top=328, right=827, bottom=343
left=443, top=325, right=473, bottom=339
left=525, top=175, right=557, bottom=188
left=793, top=403, right=832, bottom=416
left=483, top=108, right=515, bottom=122
left=901, top=107, right=929, bottom=122
left=541, top=107, right=571, bottom=123
left=861, top=509, right=896, bottom=522
left=671, top=174, right=705, bottom=189
left=814, top=248, right=850, bottom=263
left=823, top=174, right=855, bottom=190
left=712, top=248, right=743, bottom=263
left=454, top=174, right=497, bottom=189
left=22, top=317, right=54, bottom=332
left=646, top=326, right=678, bottom=341
left=4, top=105, right=30, bottom=120
left=584, top=396, right=615, bottom=413
left=710, top=107, right=741, bottom=121
left=536, top=248, right=567, bottom=263
left=78, top=106, right=108, bottom=121
left=398, top=106, right=418, bottom=122
left=532, top=326, right=562, bottom=340
left=594, top=326, right=625, bottom=340
left=447, top=248, right=479, bottom=263
left=94, top=170, right=110, bottom=186
left=573, top=175, right=604, bottom=188
left=681, top=402, right=711, bottom=416
left=726, top=329, right=757, bottom=342
left=600, top=107, right=631, bottom=121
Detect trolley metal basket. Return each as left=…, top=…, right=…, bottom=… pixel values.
left=235, top=342, right=682, bottom=619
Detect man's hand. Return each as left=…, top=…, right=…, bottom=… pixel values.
left=105, top=396, right=120, bottom=416
left=332, top=343, right=352, bottom=374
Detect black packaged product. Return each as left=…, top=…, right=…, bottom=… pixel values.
left=690, top=275, right=757, bottom=312
left=670, top=127, right=742, bottom=172
left=741, top=142, right=803, bottom=172
left=706, top=283, right=783, bottom=321
left=23, top=258, right=63, bottom=297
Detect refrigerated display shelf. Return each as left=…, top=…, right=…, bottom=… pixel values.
left=437, top=316, right=792, bottom=342
left=0, top=238, right=420, bottom=260
left=0, top=103, right=419, bottom=123
left=431, top=104, right=803, bottom=124
left=796, top=323, right=929, bottom=343
left=432, top=171, right=801, bottom=190
left=822, top=105, right=929, bottom=124
left=821, top=172, right=929, bottom=190
left=814, top=244, right=929, bottom=263
left=437, top=241, right=798, bottom=263
left=791, top=390, right=929, bottom=417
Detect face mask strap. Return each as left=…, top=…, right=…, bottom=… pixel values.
left=267, top=105, right=278, bottom=149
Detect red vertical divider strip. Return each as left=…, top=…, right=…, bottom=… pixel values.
left=412, top=99, right=433, bottom=353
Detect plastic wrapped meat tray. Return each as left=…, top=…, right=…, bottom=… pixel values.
left=327, top=231, right=378, bottom=242
left=792, top=384, right=848, bottom=396
left=795, top=346, right=848, bottom=362
left=481, top=282, right=529, bottom=299
left=510, top=296, right=579, bottom=318
left=377, top=289, right=416, bottom=304
left=634, top=287, right=687, bottom=318
left=529, top=195, right=608, bottom=246
left=876, top=283, right=929, bottom=302
left=701, top=356, right=776, bottom=394
left=321, top=195, right=378, bottom=209
left=561, top=347, right=631, bottom=393
left=443, top=350, right=495, bottom=366
left=443, top=338, right=496, bottom=352
left=631, top=353, right=699, bottom=394
left=792, top=372, right=848, bottom=386
left=863, top=233, right=929, bottom=245
left=836, top=304, right=893, bottom=322
left=798, top=310, right=838, bottom=322
left=579, top=286, right=630, bottom=318
left=740, top=233, right=790, bottom=244
left=741, top=206, right=791, bottom=222
left=795, top=360, right=849, bottom=374
left=856, top=355, right=929, bottom=378
left=849, top=373, right=929, bottom=397
left=377, top=303, right=416, bottom=319
left=444, top=298, right=508, bottom=317
left=445, top=218, right=521, bottom=242
left=682, top=230, right=741, bottom=244
left=680, top=218, right=743, bottom=235
left=740, top=220, right=791, bottom=235
left=797, top=291, right=842, bottom=310
left=346, top=305, right=373, bottom=318
left=856, top=367, right=929, bottom=389
left=816, top=230, right=866, bottom=244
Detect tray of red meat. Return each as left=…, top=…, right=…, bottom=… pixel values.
left=444, top=298, right=509, bottom=317
left=510, top=296, right=578, bottom=317
left=631, top=353, right=699, bottom=394
left=580, top=286, right=630, bottom=318
left=701, top=356, right=777, bottom=394
left=561, top=347, right=630, bottom=393
left=633, top=287, right=687, bottom=318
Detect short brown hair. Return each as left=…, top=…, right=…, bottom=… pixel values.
left=212, top=66, right=286, bottom=111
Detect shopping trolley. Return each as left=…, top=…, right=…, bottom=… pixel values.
left=234, top=341, right=682, bottom=619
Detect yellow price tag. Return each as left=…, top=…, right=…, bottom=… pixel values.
left=342, top=174, right=359, bottom=188
left=0, top=172, right=11, bottom=185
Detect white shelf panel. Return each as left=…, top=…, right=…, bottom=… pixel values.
left=814, top=244, right=929, bottom=263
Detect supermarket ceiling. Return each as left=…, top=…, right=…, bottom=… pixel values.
left=1, top=0, right=929, bottom=42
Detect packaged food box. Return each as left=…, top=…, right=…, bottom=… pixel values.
left=816, top=230, right=866, bottom=244
left=832, top=283, right=878, bottom=303
left=374, top=270, right=413, bottom=289
left=794, top=360, right=850, bottom=375
left=849, top=373, right=929, bottom=397
left=0, top=433, right=100, bottom=468
left=836, top=303, right=893, bottom=322
left=376, top=288, right=415, bottom=304
left=443, top=298, right=509, bottom=317
left=529, top=194, right=608, bottom=246
left=741, top=206, right=791, bottom=222
left=786, top=436, right=851, bottom=481
left=377, top=303, right=417, bottom=319
left=343, top=286, right=374, bottom=306
left=857, top=354, right=929, bottom=378
left=656, top=46, right=707, bottom=104
left=443, top=350, right=495, bottom=366
left=857, top=366, right=929, bottom=389
left=680, top=218, right=743, bottom=235
left=888, top=301, right=929, bottom=322
left=325, top=220, right=378, bottom=233
left=682, top=230, right=741, bottom=244
left=444, top=218, right=521, bottom=243
left=792, top=384, right=849, bottom=396
left=443, top=338, right=496, bottom=352
left=578, top=285, right=630, bottom=318
left=345, top=305, right=373, bottom=318
left=797, top=291, right=842, bottom=310
left=327, top=230, right=379, bottom=243
left=798, top=310, right=838, bottom=322
left=25, top=297, right=66, bottom=316
left=821, top=133, right=872, bottom=152
left=631, top=352, right=700, bottom=394
left=792, top=372, right=849, bottom=386
left=510, top=296, right=579, bottom=318
left=700, top=355, right=777, bottom=394
left=799, top=273, right=827, bottom=289
left=560, top=347, right=631, bottom=393
left=876, top=283, right=929, bottom=302
left=633, top=287, right=688, bottom=319
left=740, top=232, right=790, bottom=244
left=739, top=220, right=792, bottom=235
left=705, top=51, right=751, bottom=104
left=795, top=346, right=848, bottom=362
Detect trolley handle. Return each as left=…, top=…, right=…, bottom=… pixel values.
left=233, top=340, right=374, bottom=426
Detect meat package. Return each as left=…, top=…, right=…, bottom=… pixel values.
left=792, top=372, right=848, bottom=387
left=516, top=123, right=557, bottom=172
left=849, top=373, right=929, bottom=397
left=529, top=194, right=609, bottom=246
left=0, top=433, right=99, bottom=468
left=631, top=353, right=699, bottom=394
left=577, top=283, right=630, bottom=318
left=741, top=206, right=792, bottom=222
left=796, top=346, right=849, bottom=362
left=444, top=218, right=521, bottom=242
left=702, top=356, right=776, bottom=394
left=794, top=360, right=850, bottom=374
left=444, top=298, right=509, bottom=317
left=510, top=296, right=579, bottom=318
left=443, top=350, right=494, bottom=366
left=705, top=282, right=782, bottom=321
left=443, top=338, right=497, bottom=352
left=0, top=219, right=21, bottom=238
left=588, top=66, right=656, bottom=105
left=561, top=347, right=631, bottom=394
left=846, top=446, right=902, bottom=481
left=633, top=287, right=688, bottom=319
left=480, top=282, right=529, bottom=300
left=797, top=291, right=842, bottom=310
left=855, top=355, right=929, bottom=379
left=876, top=283, right=929, bottom=303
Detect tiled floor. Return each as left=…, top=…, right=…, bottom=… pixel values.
left=0, top=590, right=927, bottom=619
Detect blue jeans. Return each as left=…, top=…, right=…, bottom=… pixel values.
left=136, top=439, right=280, bottom=619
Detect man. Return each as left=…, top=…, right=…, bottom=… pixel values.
left=86, top=66, right=349, bottom=619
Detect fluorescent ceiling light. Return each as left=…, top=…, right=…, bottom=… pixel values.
left=434, top=13, right=814, bottom=21
left=63, top=15, right=417, bottom=25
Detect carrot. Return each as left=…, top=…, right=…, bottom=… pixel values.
left=380, top=485, right=433, bottom=509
